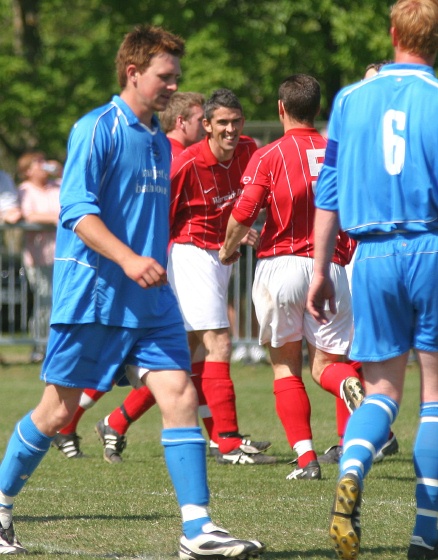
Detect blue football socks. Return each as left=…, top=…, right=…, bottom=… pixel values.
left=340, top=394, right=399, bottom=483
left=0, top=412, right=52, bottom=498
left=412, top=402, right=438, bottom=548
left=162, top=427, right=211, bottom=538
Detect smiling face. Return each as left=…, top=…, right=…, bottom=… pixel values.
left=203, top=106, right=245, bottom=162
left=122, top=52, right=181, bottom=126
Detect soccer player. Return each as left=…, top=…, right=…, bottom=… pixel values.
left=51, top=92, right=210, bottom=463
left=0, top=26, right=265, bottom=559
left=17, top=152, right=61, bottom=363
left=160, top=91, right=206, bottom=157
left=363, top=60, right=392, bottom=79
left=218, top=74, right=363, bottom=480
left=307, top=0, right=438, bottom=557
left=168, top=88, right=274, bottom=465
left=317, top=60, right=400, bottom=467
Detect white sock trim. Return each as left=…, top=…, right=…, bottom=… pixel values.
left=0, top=491, right=14, bottom=507
left=181, top=504, right=209, bottom=522
left=293, top=439, right=314, bottom=457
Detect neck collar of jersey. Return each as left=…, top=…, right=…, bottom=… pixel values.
left=284, top=127, right=319, bottom=137
left=111, top=95, right=160, bottom=132
left=379, top=62, right=435, bottom=76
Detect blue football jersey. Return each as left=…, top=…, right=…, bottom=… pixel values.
left=316, top=63, right=438, bottom=238
left=52, top=95, right=180, bottom=328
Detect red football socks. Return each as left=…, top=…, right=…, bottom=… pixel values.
left=59, top=388, right=105, bottom=435
left=191, top=361, right=215, bottom=441
left=108, top=385, right=156, bottom=435
left=202, top=361, right=241, bottom=453
left=320, top=362, right=360, bottom=398
left=274, top=376, right=313, bottom=446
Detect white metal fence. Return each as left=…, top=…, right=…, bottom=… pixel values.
left=0, top=223, right=56, bottom=346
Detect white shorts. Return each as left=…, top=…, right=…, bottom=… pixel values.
left=167, top=243, right=232, bottom=332
left=252, top=255, right=352, bottom=353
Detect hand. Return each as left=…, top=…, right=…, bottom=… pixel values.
left=46, top=159, right=63, bottom=179
left=241, top=227, right=259, bottom=249
left=219, top=245, right=241, bottom=265
left=306, top=273, right=337, bottom=324
left=122, top=254, right=168, bottom=289
left=3, top=207, right=22, bottom=224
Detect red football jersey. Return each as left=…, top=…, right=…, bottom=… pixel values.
left=168, top=137, right=185, bottom=159
left=170, top=135, right=257, bottom=249
left=233, top=128, right=355, bottom=265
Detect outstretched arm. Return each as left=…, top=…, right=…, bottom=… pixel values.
left=307, top=208, right=340, bottom=323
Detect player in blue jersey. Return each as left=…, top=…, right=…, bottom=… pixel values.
left=0, top=25, right=265, bottom=559
left=307, top=1, right=438, bottom=559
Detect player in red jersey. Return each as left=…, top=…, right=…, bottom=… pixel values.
left=51, top=92, right=212, bottom=463
left=167, top=88, right=275, bottom=465
left=160, top=92, right=206, bottom=158
left=219, top=75, right=364, bottom=479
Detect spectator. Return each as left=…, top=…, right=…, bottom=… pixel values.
left=0, top=171, right=21, bottom=224
left=17, top=152, right=61, bottom=363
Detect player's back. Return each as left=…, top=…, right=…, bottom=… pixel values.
left=334, top=63, right=438, bottom=237
left=248, top=128, right=326, bottom=259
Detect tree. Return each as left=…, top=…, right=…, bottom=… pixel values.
left=0, top=0, right=393, bottom=169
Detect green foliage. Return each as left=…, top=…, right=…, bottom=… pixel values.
left=0, top=0, right=395, bottom=168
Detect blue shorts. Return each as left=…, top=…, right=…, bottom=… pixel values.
left=41, top=320, right=191, bottom=391
left=350, top=231, right=438, bottom=361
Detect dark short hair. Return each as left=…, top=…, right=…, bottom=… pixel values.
left=278, top=74, right=320, bottom=124
left=203, top=88, right=243, bottom=121
left=364, top=60, right=392, bottom=75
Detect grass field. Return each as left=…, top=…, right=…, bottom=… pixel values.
left=0, top=344, right=420, bottom=559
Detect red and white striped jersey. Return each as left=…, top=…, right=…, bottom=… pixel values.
left=233, top=127, right=355, bottom=265
left=168, top=137, right=185, bottom=160
left=170, top=135, right=257, bottom=249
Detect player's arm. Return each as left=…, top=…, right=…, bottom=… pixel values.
left=219, top=183, right=265, bottom=264
left=306, top=208, right=339, bottom=323
left=219, top=215, right=250, bottom=265
left=74, top=214, right=167, bottom=289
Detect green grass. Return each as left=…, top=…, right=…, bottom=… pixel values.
left=0, top=345, right=420, bottom=559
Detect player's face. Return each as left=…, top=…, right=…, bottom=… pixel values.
left=136, top=53, right=181, bottom=115
left=204, top=106, right=245, bottom=160
left=184, top=105, right=205, bottom=145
